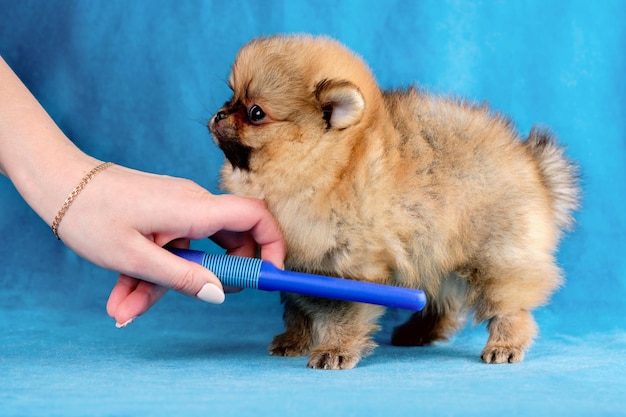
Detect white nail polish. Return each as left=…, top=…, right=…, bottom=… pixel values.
left=196, top=283, right=226, bottom=304
left=115, top=318, right=135, bottom=328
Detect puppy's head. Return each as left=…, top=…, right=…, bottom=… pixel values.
left=209, top=34, right=382, bottom=172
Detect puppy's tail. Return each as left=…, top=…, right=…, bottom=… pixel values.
left=525, top=127, right=581, bottom=233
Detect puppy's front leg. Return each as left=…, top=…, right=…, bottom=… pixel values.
left=307, top=301, right=385, bottom=370
left=269, top=294, right=314, bottom=357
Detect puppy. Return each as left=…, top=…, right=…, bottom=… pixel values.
left=209, top=34, right=579, bottom=370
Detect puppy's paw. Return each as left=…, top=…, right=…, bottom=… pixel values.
left=307, top=349, right=360, bottom=370
left=480, top=345, right=525, bottom=364
left=481, top=310, right=535, bottom=363
left=268, top=332, right=310, bottom=357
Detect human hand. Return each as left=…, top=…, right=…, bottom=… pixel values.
left=0, top=57, right=285, bottom=326
left=54, top=164, right=285, bottom=327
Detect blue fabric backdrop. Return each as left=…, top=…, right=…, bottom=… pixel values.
left=1, top=1, right=624, bottom=416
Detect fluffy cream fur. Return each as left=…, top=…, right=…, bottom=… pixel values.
left=209, top=34, right=580, bottom=369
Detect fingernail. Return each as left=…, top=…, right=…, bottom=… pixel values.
left=115, top=317, right=135, bottom=328
left=196, top=283, right=225, bottom=304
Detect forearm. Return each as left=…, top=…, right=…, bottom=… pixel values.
left=0, top=56, right=100, bottom=226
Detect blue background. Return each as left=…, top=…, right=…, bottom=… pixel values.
left=1, top=1, right=624, bottom=416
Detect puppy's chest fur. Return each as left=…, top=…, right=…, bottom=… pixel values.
left=220, top=88, right=542, bottom=289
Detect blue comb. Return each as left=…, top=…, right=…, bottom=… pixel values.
left=169, top=248, right=426, bottom=311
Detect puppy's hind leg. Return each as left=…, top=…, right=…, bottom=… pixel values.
left=391, top=305, right=461, bottom=346
left=480, top=309, right=538, bottom=364
left=474, top=257, right=562, bottom=364
left=391, top=274, right=468, bottom=346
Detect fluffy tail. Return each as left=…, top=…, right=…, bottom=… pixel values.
left=525, top=127, right=581, bottom=233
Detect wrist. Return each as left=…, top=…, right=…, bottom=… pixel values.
left=9, top=135, right=102, bottom=227
left=51, top=161, right=114, bottom=239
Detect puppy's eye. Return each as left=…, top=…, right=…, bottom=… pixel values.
left=248, top=104, right=266, bottom=124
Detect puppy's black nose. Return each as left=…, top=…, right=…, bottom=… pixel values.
left=214, top=111, right=228, bottom=123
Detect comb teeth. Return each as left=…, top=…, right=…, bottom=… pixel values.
left=201, top=253, right=263, bottom=289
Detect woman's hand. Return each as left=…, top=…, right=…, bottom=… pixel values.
left=53, top=164, right=285, bottom=326
left=0, top=56, right=285, bottom=327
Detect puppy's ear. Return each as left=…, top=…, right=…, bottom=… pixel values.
left=315, top=79, right=365, bottom=129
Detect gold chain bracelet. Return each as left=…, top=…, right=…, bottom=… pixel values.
left=51, top=161, right=114, bottom=240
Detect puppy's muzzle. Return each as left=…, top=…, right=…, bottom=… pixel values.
left=210, top=110, right=253, bottom=171
left=214, top=110, right=228, bottom=124
left=209, top=110, right=233, bottom=137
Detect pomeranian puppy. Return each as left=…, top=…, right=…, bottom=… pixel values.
left=209, top=34, right=579, bottom=370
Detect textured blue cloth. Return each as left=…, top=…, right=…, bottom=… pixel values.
left=1, top=1, right=625, bottom=416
